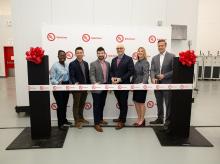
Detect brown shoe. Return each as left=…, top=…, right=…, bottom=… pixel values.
left=100, top=120, right=108, bottom=125
left=113, top=118, right=121, bottom=122
left=115, top=122, right=125, bottom=130
left=94, top=125, right=103, bottom=132
left=75, top=122, right=83, bottom=129
left=79, top=118, right=89, bottom=124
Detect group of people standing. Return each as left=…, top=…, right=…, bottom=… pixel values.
left=49, top=39, right=175, bottom=132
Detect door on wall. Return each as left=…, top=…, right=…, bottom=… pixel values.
left=4, top=46, right=14, bottom=77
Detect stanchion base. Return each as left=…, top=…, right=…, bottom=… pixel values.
left=6, top=127, right=68, bottom=150
left=153, top=126, right=213, bottom=147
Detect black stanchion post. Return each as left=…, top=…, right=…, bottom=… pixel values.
left=153, top=57, right=213, bottom=147
left=27, top=55, right=51, bottom=139
left=169, top=57, right=194, bottom=137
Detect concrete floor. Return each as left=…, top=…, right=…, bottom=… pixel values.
left=0, top=77, right=220, bottom=164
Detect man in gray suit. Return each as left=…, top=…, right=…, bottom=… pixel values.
left=90, top=47, right=110, bottom=132
left=150, top=39, right=175, bottom=128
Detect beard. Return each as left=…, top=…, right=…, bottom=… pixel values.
left=98, top=56, right=105, bottom=60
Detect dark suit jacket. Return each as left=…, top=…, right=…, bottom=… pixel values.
left=150, top=51, right=175, bottom=84
left=110, top=54, right=134, bottom=84
left=69, top=59, right=90, bottom=84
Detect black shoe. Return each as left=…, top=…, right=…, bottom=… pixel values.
left=149, top=118, right=163, bottom=125
left=64, top=121, right=73, bottom=126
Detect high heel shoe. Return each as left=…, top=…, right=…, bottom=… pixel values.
left=136, top=119, right=145, bottom=127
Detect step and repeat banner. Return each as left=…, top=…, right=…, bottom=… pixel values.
left=42, top=25, right=171, bottom=120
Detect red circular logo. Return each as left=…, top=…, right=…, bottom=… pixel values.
left=47, top=33, right=56, bottom=41
left=132, top=52, right=138, bottom=60
left=84, top=102, right=92, bottom=110
left=116, top=34, right=124, bottom=43
left=66, top=51, right=74, bottom=59
left=82, top=34, right=90, bottom=42
left=147, top=101, right=154, bottom=108
left=51, top=103, right=57, bottom=110
left=148, top=35, right=156, bottom=43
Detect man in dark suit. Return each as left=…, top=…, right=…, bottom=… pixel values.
left=110, top=44, right=134, bottom=130
left=150, top=39, right=175, bottom=129
left=90, top=47, right=111, bottom=132
left=69, top=47, right=90, bottom=129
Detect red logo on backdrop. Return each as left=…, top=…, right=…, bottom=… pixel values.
left=148, top=35, right=157, bottom=43
left=51, top=103, right=58, bottom=110
left=82, top=34, right=91, bottom=42
left=132, top=52, right=138, bottom=60
left=116, top=34, right=124, bottom=43
left=66, top=51, right=74, bottom=59
left=47, top=33, right=56, bottom=41
left=84, top=102, right=92, bottom=110
left=147, top=101, right=154, bottom=108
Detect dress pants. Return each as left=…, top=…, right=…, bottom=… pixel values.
left=114, top=90, right=129, bottom=123
left=92, top=91, right=107, bottom=125
left=53, top=91, right=69, bottom=127
left=72, top=91, right=88, bottom=122
left=154, top=90, right=171, bottom=123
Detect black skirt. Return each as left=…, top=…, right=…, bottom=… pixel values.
left=133, top=90, right=147, bottom=103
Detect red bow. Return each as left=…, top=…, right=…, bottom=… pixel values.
left=179, top=50, right=196, bottom=67
left=26, top=47, right=45, bottom=64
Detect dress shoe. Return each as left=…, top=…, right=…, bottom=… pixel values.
left=115, top=122, right=125, bottom=130
left=94, top=125, right=103, bottom=132
left=133, top=122, right=139, bottom=126
left=100, top=120, right=108, bottom=125
left=79, top=119, right=89, bottom=124
left=149, top=118, right=163, bottom=125
left=113, top=118, right=121, bottom=122
left=136, top=119, right=145, bottom=127
left=75, top=122, right=83, bottom=129
left=64, top=121, right=73, bottom=126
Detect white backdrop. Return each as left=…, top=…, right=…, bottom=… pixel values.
left=42, top=24, right=171, bottom=120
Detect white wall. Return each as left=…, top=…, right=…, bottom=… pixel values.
left=11, top=0, right=199, bottom=106
left=0, top=0, right=12, bottom=77
left=196, top=0, right=220, bottom=54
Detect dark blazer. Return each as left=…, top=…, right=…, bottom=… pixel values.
left=110, top=54, right=134, bottom=84
left=150, top=51, right=175, bottom=84
left=69, top=59, right=90, bottom=84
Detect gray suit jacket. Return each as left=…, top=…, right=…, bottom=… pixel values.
left=132, top=59, right=150, bottom=84
left=90, top=59, right=111, bottom=93
left=150, top=52, right=175, bottom=84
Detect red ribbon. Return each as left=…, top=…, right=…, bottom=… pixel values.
left=26, top=47, right=45, bottom=64
left=179, top=50, right=196, bottom=67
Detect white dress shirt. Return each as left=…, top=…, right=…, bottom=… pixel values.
left=159, top=51, right=166, bottom=73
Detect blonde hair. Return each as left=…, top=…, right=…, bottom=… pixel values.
left=137, top=47, right=148, bottom=60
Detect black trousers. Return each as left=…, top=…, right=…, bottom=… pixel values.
left=154, top=90, right=171, bottom=123
left=92, top=91, right=107, bottom=125
left=114, top=90, right=129, bottom=123
left=53, top=90, right=69, bottom=127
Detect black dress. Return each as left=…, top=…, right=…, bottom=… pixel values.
left=132, top=59, right=149, bottom=103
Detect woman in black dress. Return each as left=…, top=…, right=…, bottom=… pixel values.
left=132, top=47, right=150, bottom=127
